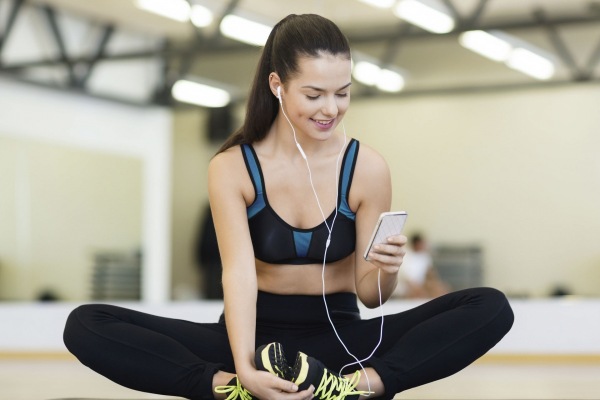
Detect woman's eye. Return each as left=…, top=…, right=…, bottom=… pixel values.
left=337, top=93, right=349, bottom=98
left=307, top=95, right=320, bottom=100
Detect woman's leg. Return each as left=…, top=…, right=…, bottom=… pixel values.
left=282, top=287, right=513, bottom=400
left=365, top=287, right=513, bottom=398
left=63, top=304, right=233, bottom=400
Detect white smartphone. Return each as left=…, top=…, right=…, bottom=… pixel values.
left=363, top=211, right=408, bottom=261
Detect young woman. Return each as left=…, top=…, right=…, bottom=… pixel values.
left=63, top=14, right=513, bottom=400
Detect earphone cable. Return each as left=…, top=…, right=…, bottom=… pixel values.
left=279, top=94, right=384, bottom=397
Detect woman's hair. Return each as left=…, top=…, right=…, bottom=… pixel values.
left=216, top=14, right=351, bottom=154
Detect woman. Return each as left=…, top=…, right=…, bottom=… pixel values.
left=63, top=14, right=513, bottom=400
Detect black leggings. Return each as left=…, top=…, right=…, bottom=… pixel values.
left=63, top=287, right=513, bottom=400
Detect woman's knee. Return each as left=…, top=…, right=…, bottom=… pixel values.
left=63, top=304, right=111, bottom=354
left=474, top=287, right=514, bottom=332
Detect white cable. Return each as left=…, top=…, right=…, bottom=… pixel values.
left=279, top=97, right=384, bottom=397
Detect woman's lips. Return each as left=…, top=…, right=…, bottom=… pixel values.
left=311, top=118, right=335, bottom=130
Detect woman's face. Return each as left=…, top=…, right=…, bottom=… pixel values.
left=281, top=52, right=352, bottom=141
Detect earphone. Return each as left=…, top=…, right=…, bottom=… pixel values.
left=278, top=86, right=307, bottom=160
left=277, top=86, right=384, bottom=395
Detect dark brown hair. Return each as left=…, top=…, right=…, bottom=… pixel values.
left=216, top=14, right=351, bottom=154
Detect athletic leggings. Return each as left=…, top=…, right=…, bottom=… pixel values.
left=63, top=287, right=513, bottom=400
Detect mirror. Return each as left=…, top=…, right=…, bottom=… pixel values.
left=0, top=136, right=143, bottom=301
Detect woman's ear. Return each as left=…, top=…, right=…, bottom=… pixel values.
left=269, top=73, right=282, bottom=99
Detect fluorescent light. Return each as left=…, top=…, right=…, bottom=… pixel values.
left=459, top=30, right=512, bottom=62
left=172, top=80, right=231, bottom=108
left=357, top=0, right=396, bottom=8
left=376, top=69, right=405, bottom=92
left=459, top=30, right=557, bottom=80
left=135, top=0, right=190, bottom=22
left=394, top=0, right=455, bottom=34
left=190, top=5, right=213, bottom=28
left=352, top=61, right=382, bottom=86
left=353, top=60, right=406, bottom=92
left=220, top=14, right=272, bottom=46
left=506, top=48, right=556, bottom=80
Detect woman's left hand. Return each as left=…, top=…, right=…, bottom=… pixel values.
left=366, top=234, right=407, bottom=273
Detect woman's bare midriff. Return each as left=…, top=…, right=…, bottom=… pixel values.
left=256, top=254, right=356, bottom=295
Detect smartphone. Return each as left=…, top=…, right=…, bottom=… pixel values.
left=363, top=211, right=408, bottom=261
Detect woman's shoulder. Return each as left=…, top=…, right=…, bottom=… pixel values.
left=210, top=144, right=244, bottom=168
left=208, top=144, right=249, bottom=181
left=346, top=139, right=392, bottom=210
left=353, top=140, right=390, bottom=175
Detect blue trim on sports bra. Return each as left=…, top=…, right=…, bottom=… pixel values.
left=242, top=145, right=266, bottom=219
left=241, top=139, right=359, bottom=264
left=339, top=141, right=357, bottom=220
left=293, top=231, right=312, bottom=257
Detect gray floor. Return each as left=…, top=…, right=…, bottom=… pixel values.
left=2, top=357, right=600, bottom=400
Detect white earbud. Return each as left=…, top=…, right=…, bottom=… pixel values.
left=277, top=85, right=307, bottom=160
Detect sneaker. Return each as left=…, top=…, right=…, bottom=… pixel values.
left=290, top=352, right=370, bottom=400
left=214, top=376, right=256, bottom=400
left=255, top=342, right=292, bottom=380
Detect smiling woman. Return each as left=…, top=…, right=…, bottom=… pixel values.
left=62, top=13, right=513, bottom=400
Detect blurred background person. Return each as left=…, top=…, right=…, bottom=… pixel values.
left=393, top=233, right=450, bottom=299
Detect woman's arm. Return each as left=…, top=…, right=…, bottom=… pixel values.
left=209, top=149, right=313, bottom=399
left=352, top=145, right=407, bottom=308
left=208, top=149, right=258, bottom=377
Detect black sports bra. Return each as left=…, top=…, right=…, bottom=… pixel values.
left=241, top=139, right=359, bottom=265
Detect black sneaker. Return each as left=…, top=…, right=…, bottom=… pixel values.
left=214, top=376, right=256, bottom=400
left=255, top=342, right=292, bottom=380
left=290, top=352, right=370, bottom=400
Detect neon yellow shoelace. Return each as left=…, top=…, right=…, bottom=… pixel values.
left=314, top=369, right=371, bottom=400
left=214, top=377, right=254, bottom=400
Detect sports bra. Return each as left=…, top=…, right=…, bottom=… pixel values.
left=241, top=139, right=360, bottom=265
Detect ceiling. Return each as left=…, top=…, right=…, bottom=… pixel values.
left=21, top=0, right=600, bottom=41
left=2, top=0, right=600, bottom=106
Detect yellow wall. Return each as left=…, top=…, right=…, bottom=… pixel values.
left=345, top=84, right=600, bottom=296
left=0, top=137, right=142, bottom=301
left=170, top=109, right=220, bottom=299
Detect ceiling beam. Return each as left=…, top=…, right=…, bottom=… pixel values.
left=534, top=9, right=587, bottom=81
left=41, top=5, right=78, bottom=86
left=77, top=24, right=115, bottom=87
left=463, top=0, right=490, bottom=29
left=352, top=77, right=600, bottom=101
left=0, top=0, right=25, bottom=57
left=2, top=13, right=599, bottom=72
left=585, top=35, right=600, bottom=78
left=347, top=14, right=600, bottom=44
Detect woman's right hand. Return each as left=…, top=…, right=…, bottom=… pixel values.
left=239, top=369, right=314, bottom=400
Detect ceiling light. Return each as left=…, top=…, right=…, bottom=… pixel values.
left=506, top=48, right=556, bottom=80
left=190, top=5, right=213, bottom=28
left=171, top=80, right=231, bottom=108
left=220, top=14, right=272, bottom=46
left=135, top=0, right=190, bottom=22
left=357, top=0, right=396, bottom=8
left=459, top=30, right=557, bottom=80
left=459, top=30, right=512, bottom=62
left=353, top=59, right=406, bottom=92
left=376, top=69, right=405, bottom=92
left=394, top=0, right=455, bottom=34
left=352, top=61, right=382, bottom=86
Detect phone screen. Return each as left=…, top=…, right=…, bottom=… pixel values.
left=364, top=211, right=408, bottom=260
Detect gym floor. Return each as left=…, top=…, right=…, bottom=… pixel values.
left=2, top=356, right=599, bottom=400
